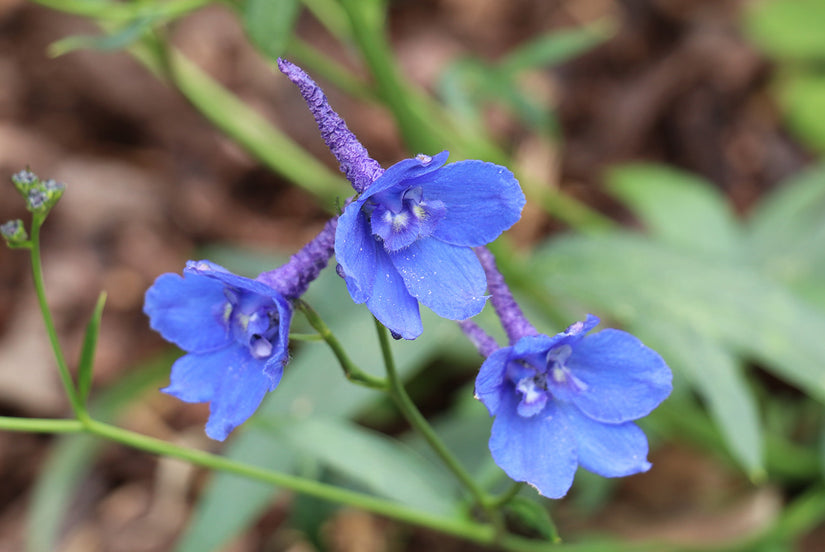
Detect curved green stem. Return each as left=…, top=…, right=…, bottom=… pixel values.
left=373, top=320, right=504, bottom=532
left=298, top=301, right=388, bottom=389
left=494, top=482, right=526, bottom=508
left=29, top=215, right=87, bottom=421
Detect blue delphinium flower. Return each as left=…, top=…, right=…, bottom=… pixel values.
left=278, top=59, right=526, bottom=339
left=145, top=260, right=292, bottom=441
left=145, top=219, right=337, bottom=440
left=465, top=247, right=672, bottom=498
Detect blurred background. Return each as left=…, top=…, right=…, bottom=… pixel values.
left=2, top=0, right=825, bottom=550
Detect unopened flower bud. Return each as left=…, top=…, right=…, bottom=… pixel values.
left=25, top=178, right=65, bottom=214
left=1, top=219, right=28, bottom=247
left=11, top=169, right=38, bottom=194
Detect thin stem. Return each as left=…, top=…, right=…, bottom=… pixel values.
left=493, top=482, right=526, bottom=508
left=288, top=332, right=325, bottom=342
left=298, top=301, right=388, bottom=389
left=0, top=416, right=83, bottom=434
left=29, top=215, right=87, bottom=421
left=0, top=412, right=561, bottom=551
left=374, top=320, right=503, bottom=530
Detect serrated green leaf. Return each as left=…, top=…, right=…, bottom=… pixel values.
left=77, top=291, right=107, bottom=403
left=607, top=163, right=741, bottom=257
left=744, top=0, right=825, bottom=61
left=242, top=0, right=301, bottom=61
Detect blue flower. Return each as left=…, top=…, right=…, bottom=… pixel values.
left=474, top=315, right=672, bottom=498
left=277, top=59, right=525, bottom=339
left=144, top=260, right=292, bottom=441
left=336, top=152, right=525, bottom=339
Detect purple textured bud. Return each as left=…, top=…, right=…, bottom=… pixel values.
left=475, top=246, right=538, bottom=343
left=458, top=320, right=500, bottom=358
left=277, top=58, right=383, bottom=194
left=257, top=216, right=338, bottom=299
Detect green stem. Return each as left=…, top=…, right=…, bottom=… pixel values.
left=374, top=320, right=504, bottom=531
left=493, top=482, right=526, bottom=508
left=0, top=416, right=83, bottom=434
left=29, top=215, right=87, bottom=421
left=298, top=301, right=388, bottom=389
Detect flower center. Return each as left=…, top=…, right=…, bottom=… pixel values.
left=223, top=289, right=280, bottom=359
left=367, top=185, right=446, bottom=251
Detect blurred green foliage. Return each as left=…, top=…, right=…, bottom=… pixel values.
left=21, top=0, right=825, bottom=550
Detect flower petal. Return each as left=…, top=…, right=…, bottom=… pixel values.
left=335, top=201, right=378, bottom=303
left=563, top=406, right=652, bottom=477
left=424, top=160, right=525, bottom=247
left=366, top=247, right=422, bottom=339
left=389, top=238, right=487, bottom=320
left=204, top=346, right=276, bottom=441
left=489, top=391, right=578, bottom=499
left=362, top=151, right=450, bottom=201
left=185, top=260, right=285, bottom=302
left=564, top=329, right=672, bottom=423
left=264, top=296, right=293, bottom=381
left=161, top=349, right=227, bottom=403
left=144, top=272, right=231, bottom=353
left=475, top=347, right=512, bottom=416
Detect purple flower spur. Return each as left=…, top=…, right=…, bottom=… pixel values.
left=278, top=59, right=525, bottom=339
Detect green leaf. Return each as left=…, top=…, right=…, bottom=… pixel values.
left=746, top=165, right=825, bottom=311
left=48, top=18, right=153, bottom=57
left=607, top=163, right=741, bottom=257
left=77, top=291, right=107, bottom=403
left=529, top=232, right=825, bottom=476
left=776, top=73, right=825, bottom=154
left=632, top=320, right=764, bottom=477
left=500, top=20, right=615, bottom=73
left=744, top=0, right=825, bottom=61
left=271, top=417, right=457, bottom=513
left=533, top=234, right=825, bottom=402
left=242, top=0, right=301, bottom=61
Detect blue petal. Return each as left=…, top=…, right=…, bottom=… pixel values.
left=264, top=296, right=293, bottom=381
left=564, top=329, right=672, bottom=423
left=365, top=247, right=422, bottom=339
left=389, top=238, right=487, bottom=320
left=204, top=345, right=276, bottom=441
left=335, top=200, right=378, bottom=303
left=423, top=160, right=525, bottom=247
left=144, top=272, right=232, bottom=353
left=362, top=151, right=450, bottom=201
left=162, top=349, right=227, bottom=403
left=563, top=405, right=652, bottom=477
left=475, top=347, right=513, bottom=416
left=185, top=260, right=287, bottom=303
left=489, top=391, right=577, bottom=499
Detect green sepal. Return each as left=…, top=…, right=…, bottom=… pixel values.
left=504, top=496, right=560, bottom=543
